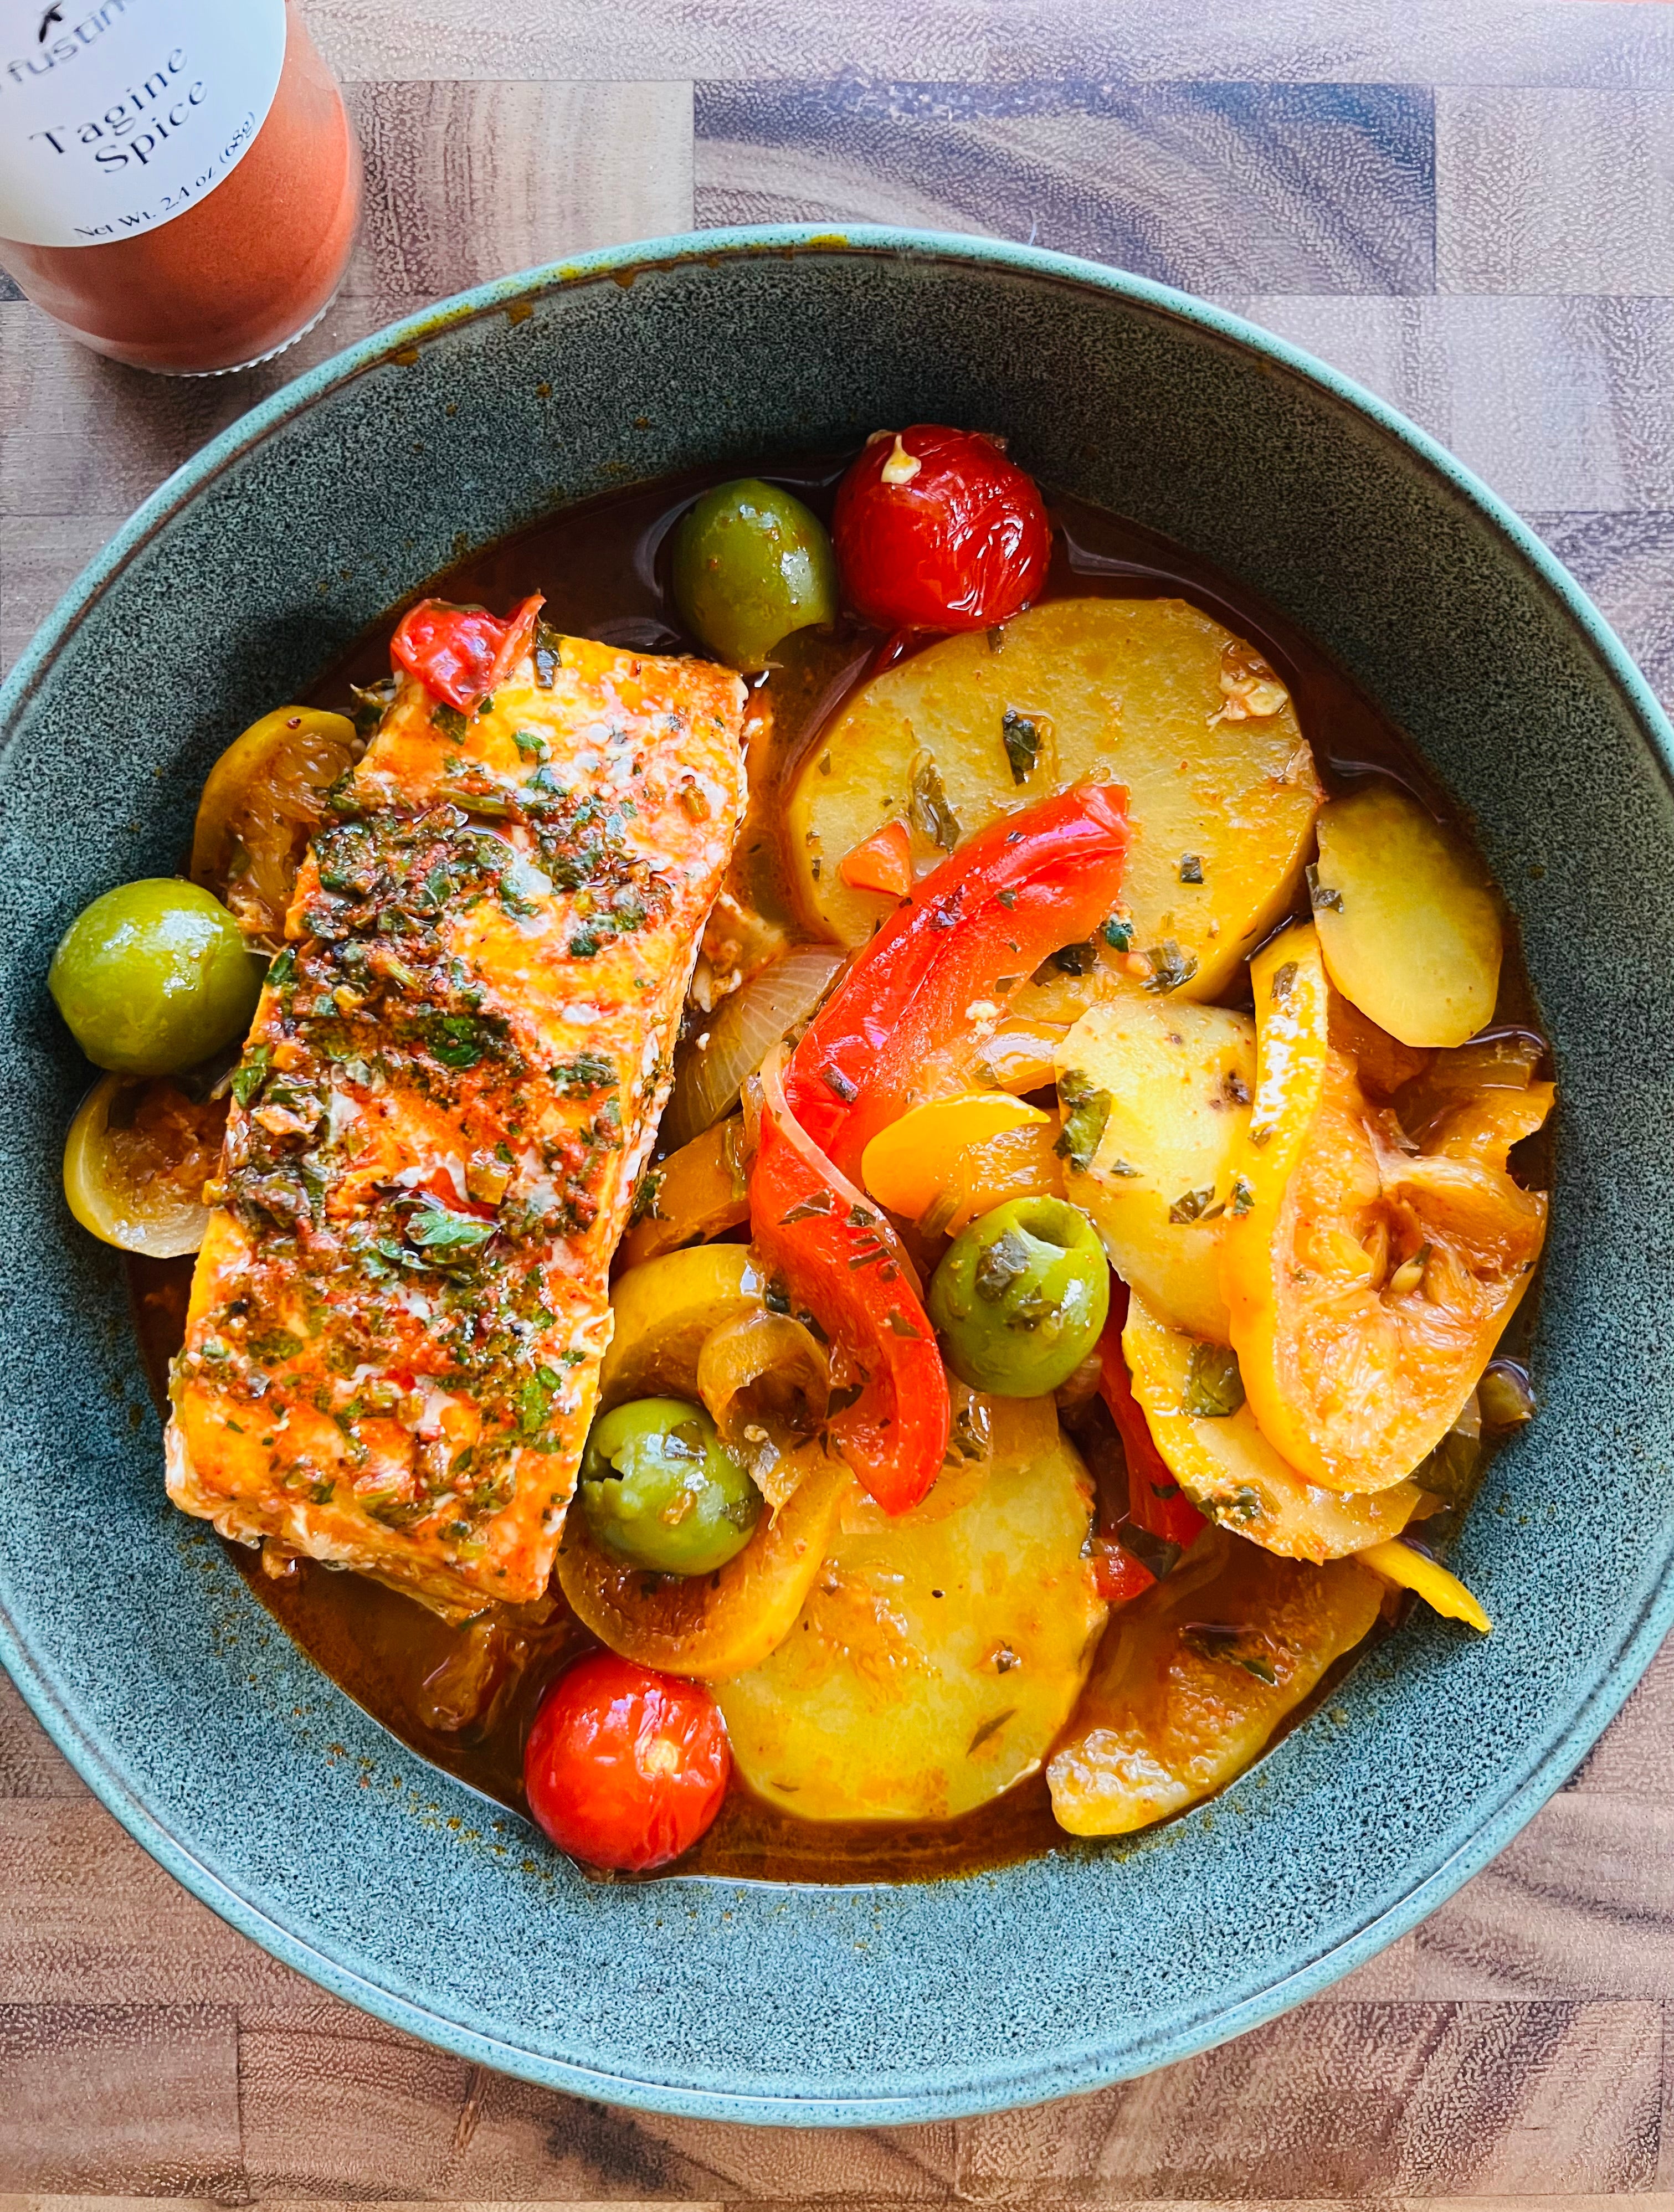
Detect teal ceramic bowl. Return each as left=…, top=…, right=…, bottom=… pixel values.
left=1, top=228, right=1671, bottom=2124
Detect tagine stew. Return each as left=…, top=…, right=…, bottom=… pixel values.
left=55, top=430, right=1550, bottom=1882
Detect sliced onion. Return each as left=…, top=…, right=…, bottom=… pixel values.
left=63, top=1073, right=226, bottom=1259
left=697, top=1308, right=831, bottom=1509
left=664, top=944, right=846, bottom=1150
left=756, top=1041, right=925, bottom=1297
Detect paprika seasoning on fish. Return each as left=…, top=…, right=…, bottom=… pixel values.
left=0, top=0, right=362, bottom=376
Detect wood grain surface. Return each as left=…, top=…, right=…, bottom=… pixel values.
left=3, top=0, right=1673, bottom=2198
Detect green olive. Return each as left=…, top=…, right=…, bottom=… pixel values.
left=929, top=1196, right=1112, bottom=1399
left=579, top=1396, right=763, bottom=1576
left=671, top=478, right=839, bottom=672
left=48, top=880, right=263, bottom=1078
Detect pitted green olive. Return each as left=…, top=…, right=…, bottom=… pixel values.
left=671, top=479, right=838, bottom=671
left=578, top=1396, right=763, bottom=1576
left=929, top=1196, right=1111, bottom=1398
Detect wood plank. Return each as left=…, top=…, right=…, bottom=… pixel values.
left=1338, top=1794, right=1674, bottom=2002
left=951, top=2002, right=1660, bottom=2198
left=346, top=81, right=693, bottom=297
left=239, top=2014, right=959, bottom=2198
left=694, top=80, right=1435, bottom=295
left=1531, top=511, right=1674, bottom=724
left=299, top=0, right=1674, bottom=91
left=0, top=1801, right=304, bottom=2008
left=0, top=1675, right=89, bottom=1801
left=0, top=2005, right=241, bottom=2194
left=1439, top=88, right=1674, bottom=294
left=1221, top=293, right=1674, bottom=514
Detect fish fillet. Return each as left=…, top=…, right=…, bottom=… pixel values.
left=166, top=626, right=746, bottom=1616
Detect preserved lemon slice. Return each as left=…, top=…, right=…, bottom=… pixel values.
left=191, top=706, right=361, bottom=945
left=557, top=1444, right=853, bottom=1681
left=1047, top=1528, right=1383, bottom=1835
left=1222, top=923, right=1549, bottom=1493
left=1122, top=1288, right=1420, bottom=1561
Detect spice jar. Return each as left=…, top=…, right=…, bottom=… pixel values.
left=0, top=0, right=362, bottom=375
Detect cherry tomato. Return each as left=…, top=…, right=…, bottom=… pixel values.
left=832, top=425, right=1051, bottom=631
left=391, top=592, right=544, bottom=712
left=522, top=1652, right=731, bottom=1872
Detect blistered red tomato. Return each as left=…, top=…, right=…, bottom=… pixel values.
left=391, top=592, right=544, bottom=712
left=523, top=1652, right=731, bottom=1872
left=832, top=425, right=1051, bottom=631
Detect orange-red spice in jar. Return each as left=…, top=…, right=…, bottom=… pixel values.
left=0, top=0, right=361, bottom=375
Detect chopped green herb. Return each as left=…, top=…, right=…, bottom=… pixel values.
left=629, top=1168, right=664, bottom=1225
left=779, top=1190, right=836, bottom=1225
left=349, top=676, right=397, bottom=737
left=1270, top=959, right=1300, bottom=1001
left=1001, top=707, right=1041, bottom=786
left=248, top=1328, right=304, bottom=1364
left=1141, top=940, right=1199, bottom=994
left=1102, top=913, right=1134, bottom=952
left=433, top=703, right=469, bottom=742
left=909, top=750, right=961, bottom=852
left=1168, top=1185, right=1223, bottom=1225
left=1179, top=853, right=1204, bottom=884
left=512, top=728, right=550, bottom=762
left=1306, top=864, right=1343, bottom=913
left=424, top=1014, right=494, bottom=1069
left=1183, top=1341, right=1245, bottom=1418
left=1055, top=1068, right=1113, bottom=1172
left=517, top=1364, right=563, bottom=1436
left=550, top=1050, right=616, bottom=1098
left=974, top=1228, right=1032, bottom=1304
left=407, top=1203, right=496, bottom=1257
left=1051, top=940, right=1094, bottom=976
left=231, top=1045, right=273, bottom=1108
left=1182, top=1623, right=1277, bottom=1683
left=1229, top=1175, right=1255, bottom=1216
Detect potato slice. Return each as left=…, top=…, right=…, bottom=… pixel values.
left=1121, top=1289, right=1421, bottom=1561
left=789, top=598, right=1321, bottom=999
left=1312, top=783, right=1502, bottom=1048
left=1054, top=994, right=1255, bottom=1341
left=1047, top=1528, right=1383, bottom=1835
left=715, top=1427, right=1105, bottom=1821
left=1223, top=924, right=1550, bottom=1494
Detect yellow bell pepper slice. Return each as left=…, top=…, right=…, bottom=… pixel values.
left=1358, top=1537, right=1491, bottom=1632
left=860, top=1091, right=1050, bottom=1223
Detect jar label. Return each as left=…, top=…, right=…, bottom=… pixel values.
left=0, top=1, right=287, bottom=249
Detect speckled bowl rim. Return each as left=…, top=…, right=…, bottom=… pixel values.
left=3, top=225, right=1672, bottom=2126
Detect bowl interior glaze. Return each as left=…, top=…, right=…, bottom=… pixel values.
left=2, top=229, right=1672, bottom=2124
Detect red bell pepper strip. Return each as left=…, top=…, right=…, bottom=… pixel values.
left=784, top=783, right=1131, bottom=1180
left=392, top=593, right=545, bottom=712
left=1097, top=1286, right=1206, bottom=1551
left=749, top=1048, right=948, bottom=1516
